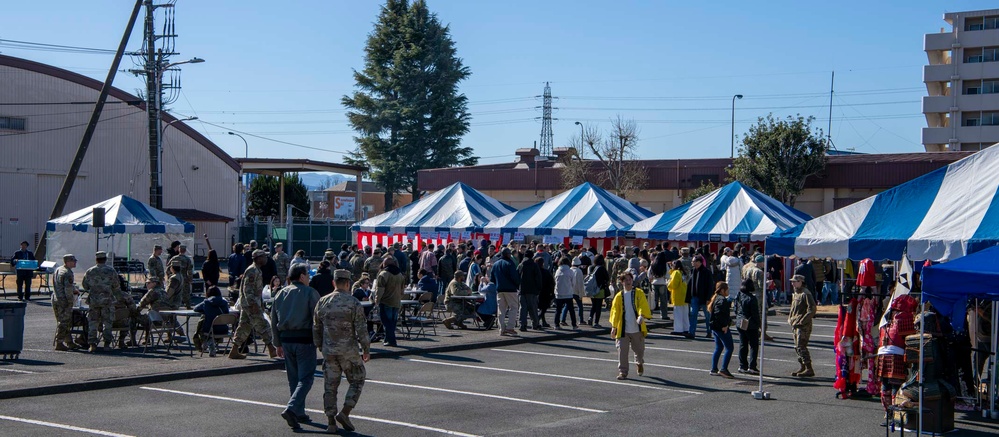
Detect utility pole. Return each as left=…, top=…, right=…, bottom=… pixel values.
left=36, top=0, right=143, bottom=260
left=827, top=71, right=836, bottom=151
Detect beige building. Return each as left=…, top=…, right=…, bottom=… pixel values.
left=923, top=9, right=999, bottom=152
left=310, top=180, right=412, bottom=220
left=0, top=55, right=238, bottom=259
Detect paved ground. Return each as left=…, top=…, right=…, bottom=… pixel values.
left=2, top=317, right=997, bottom=436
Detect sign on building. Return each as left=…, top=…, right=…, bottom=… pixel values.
left=333, top=197, right=355, bottom=220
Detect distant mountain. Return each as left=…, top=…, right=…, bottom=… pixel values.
left=298, top=173, right=348, bottom=190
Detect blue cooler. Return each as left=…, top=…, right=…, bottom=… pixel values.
left=14, top=260, right=38, bottom=270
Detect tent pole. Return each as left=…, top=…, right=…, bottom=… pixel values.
left=919, top=291, right=924, bottom=435
left=753, top=249, right=770, bottom=400
left=991, top=301, right=998, bottom=418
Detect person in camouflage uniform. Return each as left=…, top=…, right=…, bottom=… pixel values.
left=147, top=245, right=165, bottom=284
left=273, top=242, right=291, bottom=285
left=362, top=248, right=383, bottom=282
left=442, top=270, right=474, bottom=329
left=229, top=250, right=278, bottom=359
left=113, top=277, right=140, bottom=349
left=348, top=249, right=366, bottom=283
left=52, top=254, right=80, bottom=351
left=137, top=278, right=168, bottom=345
left=81, top=251, right=122, bottom=352
left=168, top=245, right=193, bottom=308
left=313, top=269, right=371, bottom=434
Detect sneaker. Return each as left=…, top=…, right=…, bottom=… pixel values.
left=592, top=323, right=603, bottom=328
left=709, top=370, right=719, bottom=376
left=737, top=368, right=748, bottom=374
left=637, top=363, right=645, bottom=376
left=616, top=373, right=627, bottom=380
left=719, top=370, right=735, bottom=379
left=747, top=368, right=760, bottom=375
left=297, top=414, right=311, bottom=423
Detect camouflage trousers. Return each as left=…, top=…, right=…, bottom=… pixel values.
left=182, top=279, right=193, bottom=307
left=88, top=305, right=114, bottom=346
left=322, top=354, right=366, bottom=417
left=232, top=309, right=272, bottom=345
left=52, top=302, right=73, bottom=344
left=793, top=324, right=812, bottom=365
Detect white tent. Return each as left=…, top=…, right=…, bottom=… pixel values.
left=45, top=195, right=194, bottom=271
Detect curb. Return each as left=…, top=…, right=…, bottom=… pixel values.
left=0, top=324, right=636, bottom=400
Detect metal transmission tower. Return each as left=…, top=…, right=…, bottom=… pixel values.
left=129, top=0, right=202, bottom=209
left=536, top=82, right=556, bottom=157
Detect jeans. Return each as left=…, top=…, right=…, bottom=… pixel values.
left=555, top=297, right=576, bottom=327
left=737, top=328, right=760, bottom=371
left=821, top=282, right=839, bottom=305
left=589, top=297, right=604, bottom=326
left=15, top=271, right=32, bottom=300
left=562, top=295, right=585, bottom=323
left=282, top=342, right=317, bottom=416
left=688, top=297, right=710, bottom=336
left=519, top=294, right=540, bottom=329
left=653, top=284, right=669, bottom=319
left=379, top=306, right=400, bottom=345
left=711, top=328, right=734, bottom=372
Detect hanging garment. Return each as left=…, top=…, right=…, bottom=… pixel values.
left=856, top=258, right=877, bottom=287
left=858, top=297, right=881, bottom=396
left=834, top=299, right=862, bottom=398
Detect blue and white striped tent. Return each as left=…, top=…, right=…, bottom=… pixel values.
left=483, top=182, right=653, bottom=238
left=624, top=181, right=811, bottom=242
left=46, top=195, right=195, bottom=234
left=768, top=144, right=999, bottom=261
left=352, top=182, right=516, bottom=234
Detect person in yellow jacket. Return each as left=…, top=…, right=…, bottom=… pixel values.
left=668, top=259, right=689, bottom=335
left=609, top=270, right=653, bottom=380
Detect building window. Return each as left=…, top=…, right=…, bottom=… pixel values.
left=966, top=17, right=999, bottom=32
left=963, top=112, right=981, bottom=126
left=984, top=111, right=999, bottom=126
left=0, top=116, right=26, bottom=131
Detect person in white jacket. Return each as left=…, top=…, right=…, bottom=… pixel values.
left=553, top=257, right=578, bottom=329
left=721, top=247, right=742, bottom=301
left=561, top=256, right=586, bottom=326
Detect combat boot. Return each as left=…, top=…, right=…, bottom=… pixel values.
left=798, top=363, right=815, bottom=378
left=54, top=342, right=69, bottom=351
left=325, top=416, right=338, bottom=434
left=266, top=343, right=278, bottom=358
left=67, top=341, right=81, bottom=350
left=228, top=343, right=247, bottom=360
left=88, top=344, right=98, bottom=353
left=336, top=407, right=355, bottom=432
left=791, top=359, right=806, bottom=377
left=443, top=317, right=455, bottom=329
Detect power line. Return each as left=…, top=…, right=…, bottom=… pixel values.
left=173, top=113, right=353, bottom=155
left=0, top=38, right=117, bottom=55
left=0, top=111, right=141, bottom=137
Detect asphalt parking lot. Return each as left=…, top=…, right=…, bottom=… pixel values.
left=3, top=318, right=997, bottom=437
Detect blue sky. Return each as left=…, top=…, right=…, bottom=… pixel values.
left=3, top=0, right=998, bottom=166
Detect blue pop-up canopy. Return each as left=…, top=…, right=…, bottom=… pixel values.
left=922, top=244, right=999, bottom=331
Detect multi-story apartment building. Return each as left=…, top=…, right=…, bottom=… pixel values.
left=923, top=9, right=999, bottom=152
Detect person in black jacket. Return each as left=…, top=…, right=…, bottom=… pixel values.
left=309, top=261, right=334, bottom=297
left=518, top=251, right=542, bottom=331
left=11, top=241, right=35, bottom=301
left=708, top=281, right=735, bottom=379
left=688, top=256, right=714, bottom=339
left=793, top=258, right=816, bottom=301
left=536, top=255, right=555, bottom=328
left=589, top=254, right=610, bottom=328
left=735, top=279, right=761, bottom=374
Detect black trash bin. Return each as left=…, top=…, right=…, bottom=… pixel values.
left=0, top=300, right=27, bottom=360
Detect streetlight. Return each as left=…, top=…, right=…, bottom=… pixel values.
left=162, top=116, right=197, bottom=137
left=731, top=94, right=743, bottom=159
left=228, top=132, right=249, bottom=226
left=574, top=121, right=584, bottom=152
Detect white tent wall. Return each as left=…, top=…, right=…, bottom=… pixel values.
left=46, top=231, right=193, bottom=272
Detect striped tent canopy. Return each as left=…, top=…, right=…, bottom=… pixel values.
left=483, top=182, right=653, bottom=238
left=768, top=144, right=999, bottom=261
left=46, top=195, right=195, bottom=234
left=624, top=181, right=811, bottom=242
left=351, top=182, right=516, bottom=234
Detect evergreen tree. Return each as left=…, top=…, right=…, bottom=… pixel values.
left=343, top=0, right=475, bottom=211
left=246, top=173, right=310, bottom=219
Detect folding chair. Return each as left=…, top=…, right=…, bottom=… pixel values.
left=404, top=302, right=437, bottom=339
left=200, top=313, right=237, bottom=357
left=109, top=306, right=134, bottom=348
left=142, top=310, right=179, bottom=354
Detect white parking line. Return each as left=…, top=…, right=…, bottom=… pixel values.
left=0, top=414, right=135, bottom=437
left=643, top=346, right=834, bottom=367
left=366, top=380, right=607, bottom=413
left=767, top=331, right=836, bottom=339
left=0, top=368, right=36, bottom=374
left=491, top=349, right=782, bottom=381
left=140, top=387, right=480, bottom=437
left=403, top=358, right=703, bottom=395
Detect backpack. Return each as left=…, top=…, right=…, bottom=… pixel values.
left=584, top=273, right=599, bottom=297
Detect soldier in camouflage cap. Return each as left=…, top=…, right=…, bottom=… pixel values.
left=81, top=251, right=122, bottom=352
left=52, top=254, right=80, bottom=350
left=273, top=242, right=291, bottom=286
left=147, top=245, right=165, bottom=285
left=313, top=269, right=370, bottom=434
left=167, top=244, right=194, bottom=309
left=230, top=249, right=278, bottom=359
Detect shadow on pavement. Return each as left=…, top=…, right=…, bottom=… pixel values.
left=639, top=375, right=743, bottom=394
left=535, top=342, right=608, bottom=354
left=2, top=358, right=62, bottom=366
left=416, top=353, right=484, bottom=363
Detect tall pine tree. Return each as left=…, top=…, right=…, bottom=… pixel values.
left=343, top=0, right=475, bottom=211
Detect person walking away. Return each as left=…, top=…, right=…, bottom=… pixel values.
left=314, top=269, right=371, bottom=434
left=793, top=259, right=816, bottom=303
left=735, top=279, right=761, bottom=375
left=192, top=286, right=229, bottom=356
left=273, top=242, right=291, bottom=286
left=589, top=255, right=610, bottom=328
left=490, top=248, right=521, bottom=336
left=821, top=258, right=840, bottom=305
left=569, top=257, right=586, bottom=325
left=553, top=257, right=577, bottom=329
left=310, top=261, right=334, bottom=297
left=438, top=247, right=457, bottom=297
left=374, top=257, right=405, bottom=347
left=708, top=282, right=735, bottom=378
left=669, top=260, right=690, bottom=336
left=443, top=271, right=474, bottom=329
left=349, top=248, right=366, bottom=283
left=52, top=254, right=81, bottom=350
left=419, top=244, right=438, bottom=276
left=722, top=248, right=742, bottom=302
left=689, top=256, right=714, bottom=339
left=229, top=250, right=278, bottom=359
left=537, top=255, right=555, bottom=328
left=148, top=245, right=166, bottom=285
left=202, top=249, right=221, bottom=288
left=744, top=254, right=772, bottom=341
left=82, top=251, right=122, bottom=352
left=788, top=274, right=817, bottom=377
left=11, top=241, right=36, bottom=301
left=517, top=251, right=542, bottom=331
left=270, top=264, right=321, bottom=429
left=609, top=271, right=652, bottom=380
